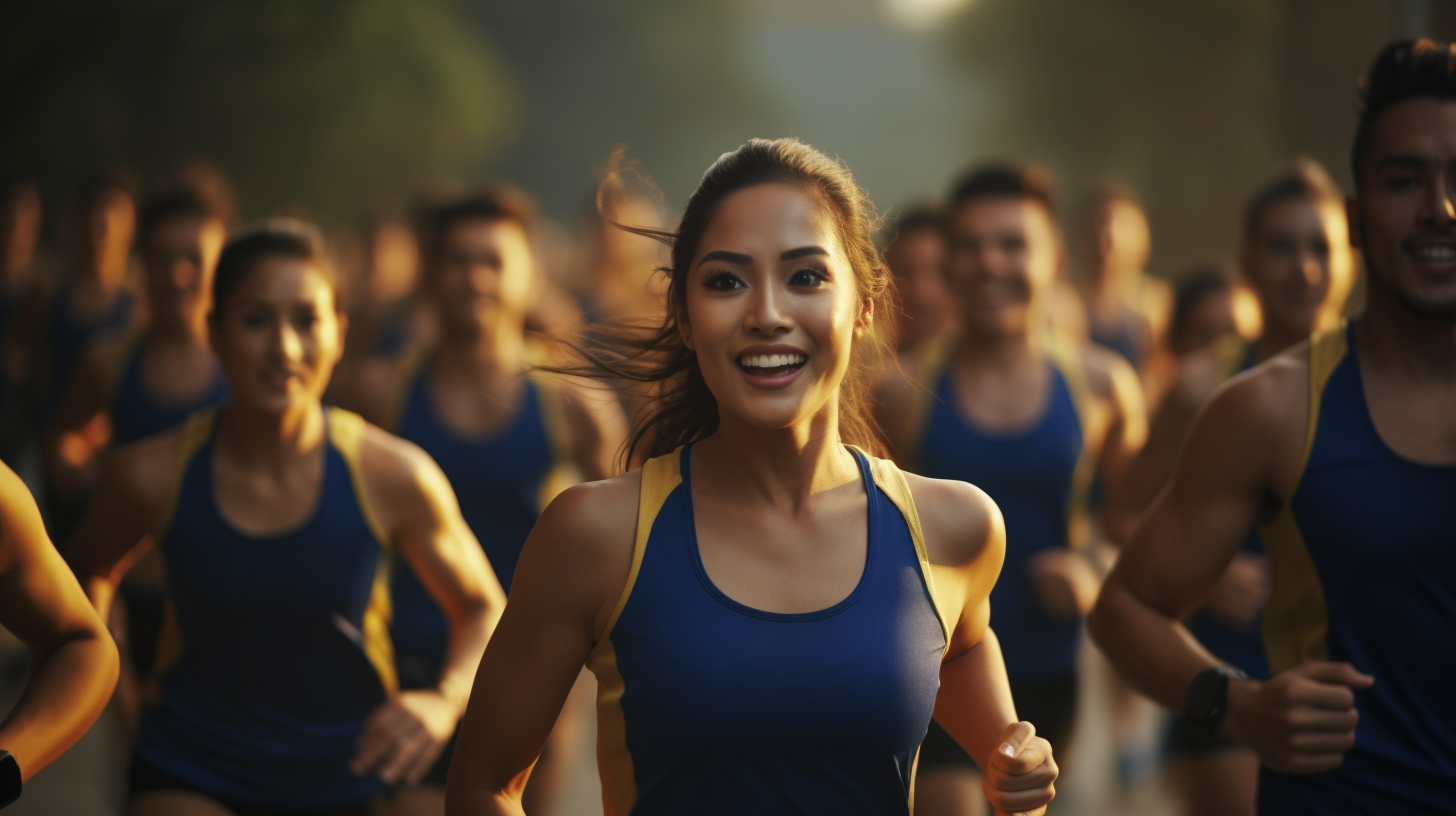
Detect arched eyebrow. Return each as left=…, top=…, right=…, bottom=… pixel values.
left=780, top=245, right=828, bottom=261
left=696, top=245, right=828, bottom=268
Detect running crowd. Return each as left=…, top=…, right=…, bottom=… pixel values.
left=0, top=36, right=1450, bottom=816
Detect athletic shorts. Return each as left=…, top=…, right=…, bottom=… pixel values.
left=128, top=756, right=385, bottom=816
left=919, top=670, right=1080, bottom=770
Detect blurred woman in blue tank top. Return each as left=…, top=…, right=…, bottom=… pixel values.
left=66, top=219, right=506, bottom=816
left=447, top=139, right=1058, bottom=816
left=336, top=186, right=624, bottom=816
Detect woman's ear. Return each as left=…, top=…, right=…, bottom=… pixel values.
left=853, top=297, right=874, bottom=338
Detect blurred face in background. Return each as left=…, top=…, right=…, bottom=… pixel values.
left=143, top=214, right=226, bottom=332
left=366, top=219, right=419, bottom=305
left=1170, top=285, right=1239, bottom=358
left=2, top=186, right=41, bottom=279
left=428, top=217, right=534, bottom=342
left=1242, top=196, right=1354, bottom=337
left=211, top=258, right=345, bottom=417
left=1086, top=197, right=1151, bottom=277
left=81, top=190, right=135, bottom=285
left=946, top=197, right=1061, bottom=339
left=885, top=225, right=949, bottom=351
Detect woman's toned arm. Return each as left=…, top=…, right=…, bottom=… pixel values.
left=911, top=474, right=1058, bottom=816
left=446, top=474, right=638, bottom=816
left=353, top=428, right=507, bottom=786
left=0, top=462, right=120, bottom=783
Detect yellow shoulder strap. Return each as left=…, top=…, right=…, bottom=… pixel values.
left=859, top=450, right=952, bottom=654
left=1215, top=335, right=1254, bottom=381
left=156, top=407, right=219, bottom=539
left=901, top=339, right=954, bottom=471
left=527, top=370, right=577, bottom=510
left=383, top=345, right=430, bottom=433
left=1258, top=321, right=1348, bottom=674
left=1046, top=337, right=1097, bottom=551
left=327, top=406, right=390, bottom=548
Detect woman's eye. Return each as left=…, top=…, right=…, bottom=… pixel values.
left=241, top=313, right=268, bottom=329
left=1388, top=174, right=1420, bottom=191
left=789, top=267, right=828, bottom=287
left=705, top=271, right=745, bottom=291
left=294, top=313, right=319, bottom=331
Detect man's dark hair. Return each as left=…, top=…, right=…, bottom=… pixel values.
left=879, top=199, right=944, bottom=252
left=139, top=185, right=222, bottom=244
left=417, top=185, right=537, bottom=267
left=1243, top=158, right=1344, bottom=243
left=948, top=161, right=1057, bottom=219
left=1352, top=38, right=1456, bottom=186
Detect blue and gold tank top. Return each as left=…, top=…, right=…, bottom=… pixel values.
left=913, top=347, right=1091, bottom=679
left=134, top=406, right=396, bottom=809
left=388, top=359, right=564, bottom=680
left=1258, top=322, right=1456, bottom=814
left=588, top=445, right=949, bottom=816
left=1184, top=340, right=1270, bottom=680
left=42, top=283, right=135, bottom=415
left=111, top=343, right=228, bottom=447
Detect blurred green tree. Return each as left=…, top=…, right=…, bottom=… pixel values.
left=1, top=0, right=513, bottom=224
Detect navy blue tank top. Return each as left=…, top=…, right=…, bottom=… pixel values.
left=1258, top=322, right=1456, bottom=814
left=1186, top=341, right=1270, bottom=680
left=916, top=360, right=1086, bottom=679
left=111, top=344, right=228, bottom=447
left=135, top=407, right=396, bottom=809
left=389, top=365, right=556, bottom=678
left=42, top=284, right=134, bottom=415
left=587, top=446, right=948, bottom=816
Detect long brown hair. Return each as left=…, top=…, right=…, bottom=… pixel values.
left=556, top=138, right=896, bottom=469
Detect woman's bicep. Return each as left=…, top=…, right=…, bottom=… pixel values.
left=447, top=491, right=617, bottom=803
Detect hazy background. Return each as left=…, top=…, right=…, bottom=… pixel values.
left=5, top=0, right=1454, bottom=278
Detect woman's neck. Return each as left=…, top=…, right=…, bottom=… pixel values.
left=694, top=406, right=860, bottom=512
left=214, top=400, right=326, bottom=473
left=435, top=320, right=525, bottom=380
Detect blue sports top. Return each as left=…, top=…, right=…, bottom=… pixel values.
left=110, top=342, right=228, bottom=447
left=135, top=407, right=397, bottom=809
left=1184, top=340, right=1270, bottom=680
left=42, top=284, right=135, bottom=416
left=1257, top=322, right=1456, bottom=814
left=388, top=359, right=564, bottom=675
left=912, top=345, right=1092, bottom=679
left=588, top=445, right=952, bottom=816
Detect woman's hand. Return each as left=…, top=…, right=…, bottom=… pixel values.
left=982, top=721, right=1057, bottom=816
left=351, top=689, right=460, bottom=786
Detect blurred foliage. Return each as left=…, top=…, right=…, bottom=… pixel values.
left=460, top=0, right=777, bottom=219
left=943, top=0, right=1456, bottom=276
left=1, top=0, right=513, bottom=224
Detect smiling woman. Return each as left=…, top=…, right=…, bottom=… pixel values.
left=445, top=138, right=1059, bottom=816
left=64, top=219, right=505, bottom=816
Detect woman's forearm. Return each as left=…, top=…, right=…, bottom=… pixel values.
left=931, top=628, right=1019, bottom=770
left=0, top=630, right=119, bottom=781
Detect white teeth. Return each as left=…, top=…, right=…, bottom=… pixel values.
left=740, top=353, right=806, bottom=369
left=1413, top=246, right=1456, bottom=261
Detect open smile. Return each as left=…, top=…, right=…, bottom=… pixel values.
left=735, top=347, right=808, bottom=389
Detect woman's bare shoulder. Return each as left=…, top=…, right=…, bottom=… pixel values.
left=899, top=470, right=1004, bottom=570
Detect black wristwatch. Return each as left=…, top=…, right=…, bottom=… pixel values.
left=0, top=750, right=20, bottom=809
left=1183, top=666, right=1249, bottom=738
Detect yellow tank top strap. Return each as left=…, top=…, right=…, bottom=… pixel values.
left=902, top=338, right=955, bottom=471
left=1258, top=322, right=1348, bottom=674
left=383, top=343, right=431, bottom=433
left=856, top=449, right=953, bottom=655
left=326, top=406, right=390, bottom=549
left=1046, top=336, right=1097, bottom=551
left=157, top=407, right=219, bottom=540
